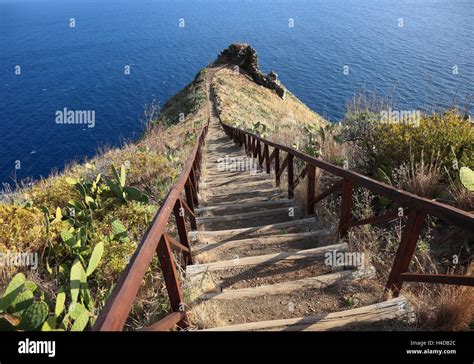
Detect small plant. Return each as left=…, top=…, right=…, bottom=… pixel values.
left=106, top=164, right=149, bottom=204
left=343, top=295, right=359, bottom=308
left=0, top=236, right=105, bottom=332
left=248, top=121, right=269, bottom=137
left=446, top=166, right=474, bottom=211
left=0, top=273, right=46, bottom=331
left=460, top=167, right=474, bottom=192
left=2, top=164, right=145, bottom=331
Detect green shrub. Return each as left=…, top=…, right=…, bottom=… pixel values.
left=342, top=109, right=473, bottom=180
left=27, top=176, right=81, bottom=211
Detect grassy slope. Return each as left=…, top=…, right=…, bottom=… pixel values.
left=213, top=68, right=327, bottom=144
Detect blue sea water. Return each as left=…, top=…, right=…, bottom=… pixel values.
left=1, top=0, right=473, bottom=186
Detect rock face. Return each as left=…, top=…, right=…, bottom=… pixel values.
left=214, top=43, right=285, bottom=98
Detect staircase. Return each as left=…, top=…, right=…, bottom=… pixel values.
left=187, top=115, right=413, bottom=331
left=93, top=67, right=472, bottom=332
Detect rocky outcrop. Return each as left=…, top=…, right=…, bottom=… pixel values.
left=214, top=43, right=285, bottom=98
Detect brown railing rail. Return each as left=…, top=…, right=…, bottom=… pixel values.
left=92, top=120, right=209, bottom=331
left=216, top=110, right=474, bottom=296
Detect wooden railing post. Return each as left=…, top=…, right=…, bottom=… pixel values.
left=255, top=140, right=261, bottom=161
left=274, top=148, right=280, bottom=186
left=194, top=160, right=202, bottom=184
left=184, top=180, right=197, bottom=230
left=386, top=210, right=426, bottom=296
left=264, top=144, right=270, bottom=173
left=187, top=174, right=199, bottom=207
left=306, top=164, right=316, bottom=215
left=339, top=179, right=353, bottom=238
left=189, top=166, right=199, bottom=195
left=156, top=235, right=187, bottom=328
left=196, top=151, right=201, bottom=173
left=288, top=154, right=294, bottom=198
left=173, top=200, right=193, bottom=265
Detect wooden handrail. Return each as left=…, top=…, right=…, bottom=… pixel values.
left=222, top=124, right=473, bottom=227
left=92, top=120, right=209, bottom=331
left=213, top=94, right=474, bottom=295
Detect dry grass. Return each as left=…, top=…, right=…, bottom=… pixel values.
left=449, top=184, right=474, bottom=212
left=429, top=286, right=474, bottom=331
left=293, top=176, right=308, bottom=215
left=446, top=170, right=474, bottom=212
left=195, top=250, right=218, bottom=264
left=406, top=285, right=474, bottom=331
left=188, top=301, right=226, bottom=329
left=391, top=151, right=443, bottom=198
left=213, top=68, right=326, bottom=139
left=319, top=132, right=347, bottom=164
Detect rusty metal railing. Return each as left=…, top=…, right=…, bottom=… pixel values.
left=93, top=120, right=209, bottom=331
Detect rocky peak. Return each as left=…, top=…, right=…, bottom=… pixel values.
left=214, top=43, right=285, bottom=98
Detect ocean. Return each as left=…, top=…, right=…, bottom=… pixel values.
left=1, top=0, right=472, bottom=186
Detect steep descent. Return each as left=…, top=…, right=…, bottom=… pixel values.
left=186, top=67, right=413, bottom=331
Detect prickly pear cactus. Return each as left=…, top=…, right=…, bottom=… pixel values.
left=18, top=301, right=49, bottom=330
left=71, top=310, right=89, bottom=331
left=0, top=273, right=26, bottom=312
left=460, top=167, right=474, bottom=191
left=9, top=290, right=34, bottom=315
